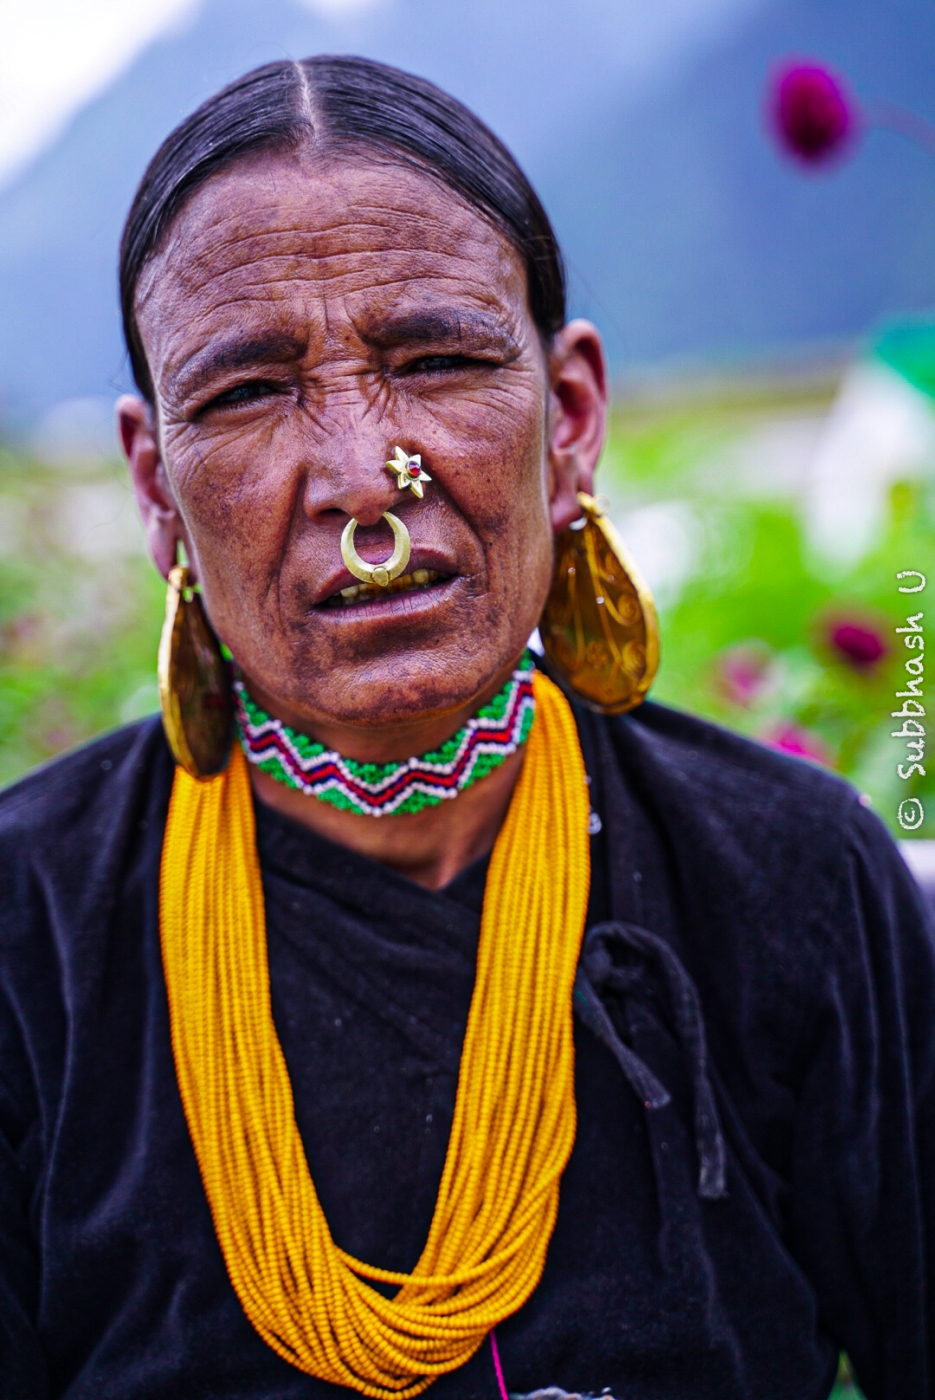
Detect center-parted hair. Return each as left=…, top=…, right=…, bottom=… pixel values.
left=119, top=55, right=566, bottom=401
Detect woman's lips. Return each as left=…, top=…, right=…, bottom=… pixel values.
left=312, top=545, right=461, bottom=611
left=321, top=567, right=448, bottom=608
left=314, top=572, right=462, bottom=623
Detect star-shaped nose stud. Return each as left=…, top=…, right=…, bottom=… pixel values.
left=386, top=445, right=432, bottom=499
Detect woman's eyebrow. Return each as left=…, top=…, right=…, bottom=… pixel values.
left=167, top=332, right=306, bottom=400
left=365, top=309, right=519, bottom=353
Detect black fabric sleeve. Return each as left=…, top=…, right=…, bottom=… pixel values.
left=788, top=804, right=935, bottom=1399
left=0, top=1005, right=48, bottom=1399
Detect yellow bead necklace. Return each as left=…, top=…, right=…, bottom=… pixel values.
left=159, top=670, right=590, bottom=1397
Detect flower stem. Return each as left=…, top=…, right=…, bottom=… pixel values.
left=864, top=100, right=935, bottom=160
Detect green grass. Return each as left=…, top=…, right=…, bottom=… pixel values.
left=831, top=1355, right=866, bottom=1398
left=0, top=447, right=164, bottom=787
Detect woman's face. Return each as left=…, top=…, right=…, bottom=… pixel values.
left=124, top=151, right=605, bottom=732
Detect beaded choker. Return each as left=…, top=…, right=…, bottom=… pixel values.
left=234, top=651, right=536, bottom=817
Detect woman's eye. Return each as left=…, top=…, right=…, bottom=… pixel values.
left=403, top=354, right=489, bottom=375
left=205, top=380, right=280, bottom=411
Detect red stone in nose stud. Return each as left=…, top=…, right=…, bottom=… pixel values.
left=385, top=446, right=432, bottom=500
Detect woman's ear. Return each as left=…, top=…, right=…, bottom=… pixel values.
left=546, top=319, right=608, bottom=534
left=117, top=395, right=190, bottom=580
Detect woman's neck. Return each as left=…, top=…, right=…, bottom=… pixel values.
left=249, top=748, right=525, bottom=891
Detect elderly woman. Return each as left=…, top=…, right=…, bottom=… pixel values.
left=0, top=55, right=933, bottom=1400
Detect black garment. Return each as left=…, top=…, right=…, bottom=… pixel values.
left=1, top=702, right=933, bottom=1400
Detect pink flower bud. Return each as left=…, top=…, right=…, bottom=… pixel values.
left=762, top=722, right=832, bottom=767
left=769, top=62, right=858, bottom=165
left=717, top=643, right=774, bottom=708
left=828, top=618, right=888, bottom=671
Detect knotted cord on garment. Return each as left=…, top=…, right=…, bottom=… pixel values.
left=574, top=920, right=727, bottom=1200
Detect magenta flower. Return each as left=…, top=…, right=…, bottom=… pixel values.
left=762, top=722, right=832, bottom=767
left=769, top=62, right=858, bottom=165
left=827, top=617, right=888, bottom=672
left=717, top=643, right=774, bottom=708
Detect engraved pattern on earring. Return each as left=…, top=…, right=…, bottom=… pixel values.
left=339, top=447, right=428, bottom=589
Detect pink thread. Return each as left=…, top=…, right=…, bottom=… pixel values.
left=489, top=1330, right=509, bottom=1400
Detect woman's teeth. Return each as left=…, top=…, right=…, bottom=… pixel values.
left=331, top=568, right=442, bottom=607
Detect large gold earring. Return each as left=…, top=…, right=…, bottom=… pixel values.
left=540, top=492, right=660, bottom=714
left=157, top=564, right=233, bottom=778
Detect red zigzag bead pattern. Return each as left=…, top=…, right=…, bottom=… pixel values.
left=234, top=657, right=536, bottom=817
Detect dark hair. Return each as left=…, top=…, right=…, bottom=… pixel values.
left=119, top=55, right=566, bottom=401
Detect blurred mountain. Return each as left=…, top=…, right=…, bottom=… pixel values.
left=1, top=0, right=934, bottom=428
left=546, top=0, right=935, bottom=367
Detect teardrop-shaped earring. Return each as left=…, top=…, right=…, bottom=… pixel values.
left=539, top=492, right=660, bottom=714
left=157, top=564, right=233, bottom=778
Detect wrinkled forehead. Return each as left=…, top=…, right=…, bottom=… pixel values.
left=134, top=151, right=533, bottom=373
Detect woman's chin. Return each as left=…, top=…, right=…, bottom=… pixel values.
left=250, top=631, right=524, bottom=739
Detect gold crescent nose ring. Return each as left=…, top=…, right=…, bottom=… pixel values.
left=339, top=447, right=432, bottom=588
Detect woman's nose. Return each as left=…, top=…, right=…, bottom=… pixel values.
left=302, top=432, right=403, bottom=528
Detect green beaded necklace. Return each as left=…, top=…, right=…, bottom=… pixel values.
left=233, top=651, right=536, bottom=817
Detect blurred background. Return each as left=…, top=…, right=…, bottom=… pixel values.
left=0, top=0, right=933, bottom=883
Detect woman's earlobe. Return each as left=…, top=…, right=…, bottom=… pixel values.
left=549, top=455, right=587, bottom=534
left=546, top=320, right=607, bottom=527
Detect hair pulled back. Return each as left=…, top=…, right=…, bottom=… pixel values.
left=119, top=54, right=566, bottom=402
